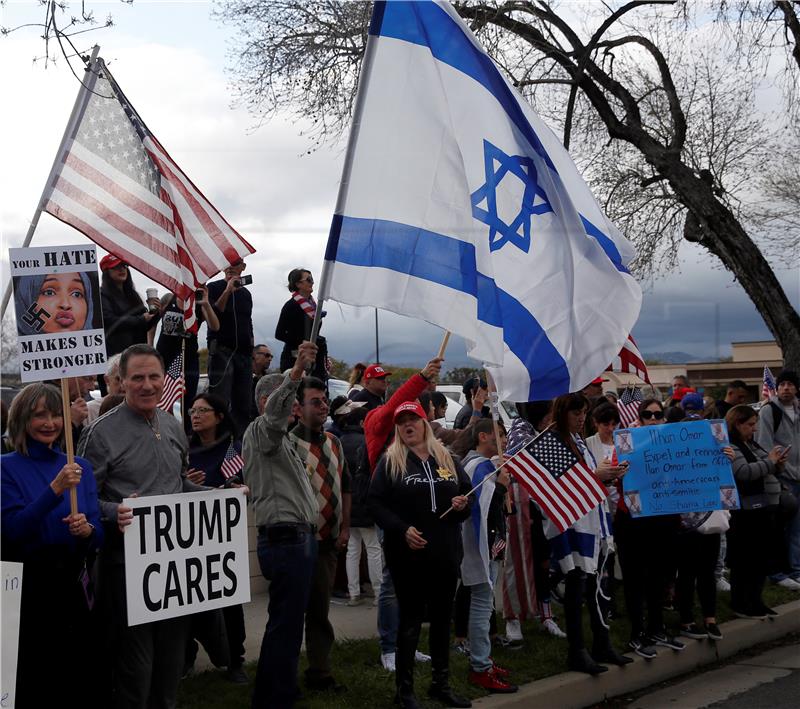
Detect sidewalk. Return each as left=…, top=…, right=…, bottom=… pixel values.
left=194, top=594, right=380, bottom=671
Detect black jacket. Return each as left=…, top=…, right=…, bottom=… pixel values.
left=100, top=286, right=155, bottom=356
left=340, top=424, right=372, bottom=527
left=368, top=450, right=471, bottom=571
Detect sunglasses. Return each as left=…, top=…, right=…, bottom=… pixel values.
left=298, top=277, right=314, bottom=284
left=640, top=410, right=665, bottom=421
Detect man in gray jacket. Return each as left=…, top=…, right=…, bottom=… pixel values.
left=78, top=344, right=208, bottom=709
left=758, top=369, right=800, bottom=587
left=245, top=341, right=319, bottom=708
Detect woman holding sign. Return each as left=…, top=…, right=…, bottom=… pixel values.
left=1, top=383, right=103, bottom=707
left=726, top=405, right=789, bottom=619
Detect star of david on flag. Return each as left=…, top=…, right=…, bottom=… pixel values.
left=471, top=141, right=553, bottom=253
left=318, top=0, right=642, bottom=401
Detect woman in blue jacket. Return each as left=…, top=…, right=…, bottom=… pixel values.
left=1, top=382, right=103, bottom=707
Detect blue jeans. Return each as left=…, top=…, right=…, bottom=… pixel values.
left=377, top=531, right=399, bottom=655
left=468, top=561, right=499, bottom=672
left=252, top=529, right=317, bottom=709
left=208, top=345, right=253, bottom=436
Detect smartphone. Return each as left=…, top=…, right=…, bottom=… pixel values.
left=194, top=289, right=204, bottom=303
left=239, top=274, right=253, bottom=287
left=223, top=474, right=243, bottom=488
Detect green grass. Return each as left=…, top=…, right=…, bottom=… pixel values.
left=177, top=585, right=795, bottom=708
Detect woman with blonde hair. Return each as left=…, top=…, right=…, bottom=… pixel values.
left=369, top=401, right=472, bottom=709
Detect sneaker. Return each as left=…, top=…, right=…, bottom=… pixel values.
left=225, top=665, right=249, bottom=684
left=414, top=650, right=431, bottom=663
left=680, top=623, right=707, bottom=640
left=346, top=596, right=363, bottom=606
left=705, top=623, right=723, bottom=641
left=381, top=652, right=397, bottom=672
left=650, top=633, right=685, bottom=651
left=754, top=604, right=779, bottom=617
left=716, top=577, right=731, bottom=592
left=453, top=639, right=470, bottom=655
left=775, top=577, right=800, bottom=591
left=628, top=636, right=657, bottom=659
left=542, top=618, right=567, bottom=638
left=504, top=619, right=523, bottom=641
left=733, top=608, right=767, bottom=620
left=468, top=668, right=518, bottom=694
left=494, top=635, right=522, bottom=649
left=490, top=661, right=510, bottom=678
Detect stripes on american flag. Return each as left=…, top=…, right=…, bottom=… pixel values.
left=606, top=335, right=650, bottom=383
left=220, top=440, right=244, bottom=480
left=43, top=57, right=254, bottom=330
left=617, top=385, right=644, bottom=428
left=504, top=431, right=608, bottom=534
left=762, top=365, right=777, bottom=401
left=157, top=351, right=185, bottom=413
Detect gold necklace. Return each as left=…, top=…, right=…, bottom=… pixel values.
left=145, top=413, right=161, bottom=440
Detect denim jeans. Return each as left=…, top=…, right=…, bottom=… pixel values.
left=377, top=529, right=399, bottom=655
left=467, top=561, right=499, bottom=672
left=252, top=529, right=317, bottom=709
left=208, top=345, right=254, bottom=436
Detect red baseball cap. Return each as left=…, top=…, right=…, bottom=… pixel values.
left=393, top=401, right=426, bottom=423
left=672, top=386, right=696, bottom=402
left=99, top=254, right=124, bottom=271
left=364, top=364, right=391, bottom=380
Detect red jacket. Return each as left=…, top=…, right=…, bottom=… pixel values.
left=364, top=373, right=430, bottom=472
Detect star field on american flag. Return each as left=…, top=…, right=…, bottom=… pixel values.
left=527, top=432, right=580, bottom=480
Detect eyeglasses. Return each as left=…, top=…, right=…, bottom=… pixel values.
left=307, top=397, right=329, bottom=408
left=298, top=277, right=314, bottom=284
left=188, top=406, right=214, bottom=416
left=640, top=410, right=664, bottom=420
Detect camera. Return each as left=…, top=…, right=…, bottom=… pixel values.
left=195, top=289, right=204, bottom=303
left=234, top=274, right=253, bottom=288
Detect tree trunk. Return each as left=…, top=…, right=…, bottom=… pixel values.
left=661, top=159, right=800, bottom=371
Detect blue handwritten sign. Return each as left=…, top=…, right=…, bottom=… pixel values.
left=614, top=420, right=739, bottom=517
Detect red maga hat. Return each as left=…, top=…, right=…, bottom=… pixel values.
left=393, top=401, right=427, bottom=423
left=99, top=254, right=124, bottom=271
left=364, top=364, right=391, bottom=380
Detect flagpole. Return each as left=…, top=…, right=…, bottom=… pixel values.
left=180, top=338, right=186, bottom=422
left=1, top=45, right=101, bottom=320
left=310, top=19, right=381, bottom=346
left=485, top=369, right=512, bottom=513
left=440, top=423, right=555, bottom=519
left=60, top=379, right=79, bottom=516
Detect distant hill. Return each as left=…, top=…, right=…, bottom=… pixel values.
left=644, top=351, right=716, bottom=364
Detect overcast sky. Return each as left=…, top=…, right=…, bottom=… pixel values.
left=1, top=1, right=797, bottom=369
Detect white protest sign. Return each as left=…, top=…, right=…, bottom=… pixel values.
left=8, top=244, right=106, bottom=382
left=1, top=562, right=24, bottom=708
left=123, top=489, right=250, bottom=626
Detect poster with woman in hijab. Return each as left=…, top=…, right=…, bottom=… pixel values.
left=9, top=244, right=107, bottom=381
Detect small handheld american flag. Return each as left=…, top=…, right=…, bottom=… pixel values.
left=220, top=441, right=244, bottom=480
left=504, top=431, right=609, bottom=533
left=157, top=351, right=185, bottom=412
left=617, top=385, right=643, bottom=428
left=762, top=366, right=777, bottom=401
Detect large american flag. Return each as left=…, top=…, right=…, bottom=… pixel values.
left=606, top=335, right=650, bottom=383
left=220, top=441, right=245, bottom=480
left=43, top=57, right=254, bottom=329
left=617, top=385, right=644, bottom=428
left=762, top=366, right=777, bottom=401
left=158, top=351, right=185, bottom=412
left=504, top=431, right=608, bottom=533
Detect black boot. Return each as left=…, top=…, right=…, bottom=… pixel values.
left=568, top=648, right=608, bottom=675
left=591, top=644, right=633, bottom=666
left=428, top=669, right=472, bottom=708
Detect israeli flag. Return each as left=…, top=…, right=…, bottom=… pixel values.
left=319, top=0, right=642, bottom=401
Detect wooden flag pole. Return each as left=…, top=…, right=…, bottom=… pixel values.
left=440, top=423, right=554, bottom=519
left=436, top=331, right=451, bottom=360
left=59, top=379, right=79, bottom=516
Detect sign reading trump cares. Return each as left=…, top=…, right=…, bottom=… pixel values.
left=123, top=489, right=250, bottom=626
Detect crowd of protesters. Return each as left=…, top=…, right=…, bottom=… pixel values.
left=2, top=258, right=799, bottom=709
